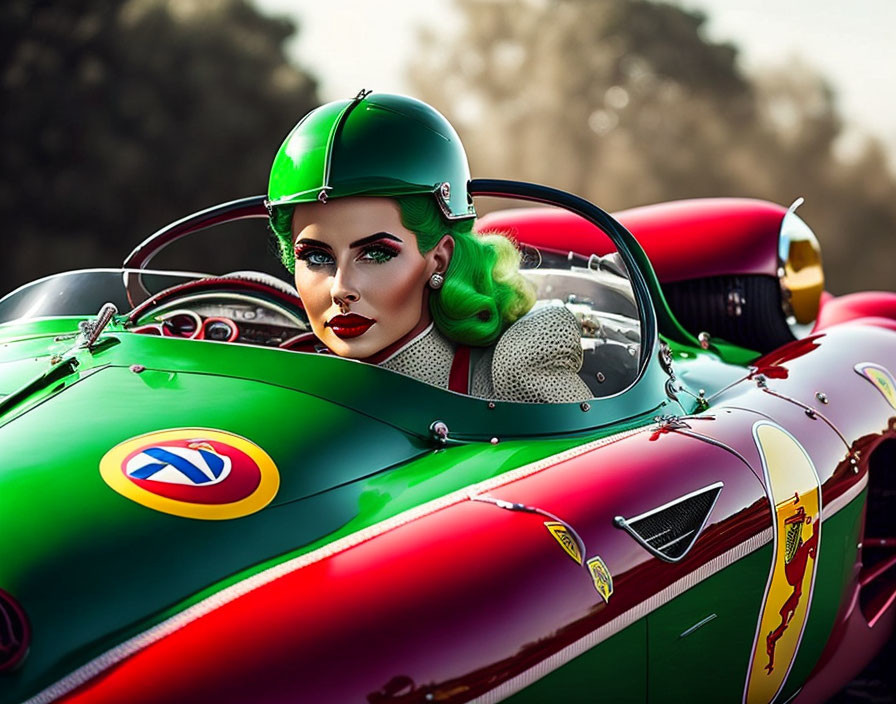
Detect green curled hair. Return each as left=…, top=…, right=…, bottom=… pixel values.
left=270, top=205, right=298, bottom=274
left=269, top=195, right=535, bottom=346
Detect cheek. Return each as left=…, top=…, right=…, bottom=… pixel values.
left=372, top=263, right=428, bottom=318
left=294, top=271, right=329, bottom=321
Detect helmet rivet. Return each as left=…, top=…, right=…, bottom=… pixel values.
left=439, top=182, right=451, bottom=202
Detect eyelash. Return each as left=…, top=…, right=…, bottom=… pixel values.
left=294, top=246, right=334, bottom=267
left=360, top=243, right=400, bottom=263
left=294, top=242, right=400, bottom=267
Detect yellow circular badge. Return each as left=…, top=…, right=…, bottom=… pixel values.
left=100, top=428, right=280, bottom=520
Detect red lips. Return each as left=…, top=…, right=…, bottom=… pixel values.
left=326, top=313, right=375, bottom=339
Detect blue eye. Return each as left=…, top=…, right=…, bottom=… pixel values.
left=295, top=247, right=334, bottom=267
left=360, top=244, right=400, bottom=263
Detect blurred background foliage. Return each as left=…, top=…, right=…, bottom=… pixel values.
left=2, top=0, right=894, bottom=294
left=1, top=0, right=318, bottom=288
left=411, top=0, right=896, bottom=294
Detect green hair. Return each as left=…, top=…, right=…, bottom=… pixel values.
left=270, top=205, right=298, bottom=274
left=269, top=196, right=535, bottom=346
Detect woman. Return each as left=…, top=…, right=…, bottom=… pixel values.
left=267, top=91, right=591, bottom=404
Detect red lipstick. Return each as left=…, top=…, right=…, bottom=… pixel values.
left=326, top=313, right=375, bottom=339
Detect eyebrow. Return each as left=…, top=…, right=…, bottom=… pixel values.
left=349, top=232, right=403, bottom=248
left=294, top=232, right=403, bottom=250
left=294, top=238, right=331, bottom=249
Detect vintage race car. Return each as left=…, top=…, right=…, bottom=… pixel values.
left=1, top=180, right=895, bottom=704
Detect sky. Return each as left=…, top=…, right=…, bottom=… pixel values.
left=254, top=0, right=896, bottom=161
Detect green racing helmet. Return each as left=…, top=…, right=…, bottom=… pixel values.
left=266, top=91, right=476, bottom=226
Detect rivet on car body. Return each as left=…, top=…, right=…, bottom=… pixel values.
left=487, top=401, right=496, bottom=409
left=698, top=331, right=711, bottom=349
left=805, top=408, right=817, bottom=419
left=580, top=402, right=591, bottom=412
left=595, top=372, right=606, bottom=383
left=430, top=421, right=449, bottom=445
left=490, top=437, right=499, bottom=445
left=130, top=364, right=146, bottom=373
left=815, top=392, right=828, bottom=404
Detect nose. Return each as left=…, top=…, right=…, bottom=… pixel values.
left=331, top=266, right=360, bottom=309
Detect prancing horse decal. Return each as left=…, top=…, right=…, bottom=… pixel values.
left=743, top=422, right=821, bottom=704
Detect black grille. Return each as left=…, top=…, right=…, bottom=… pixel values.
left=615, top=483, right=722, bottom=562
left=662, top=275, right=795, bottom=354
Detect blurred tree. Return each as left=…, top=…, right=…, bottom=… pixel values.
left=411, top=0, right=895, bottom=293
left=1, top=0, right=318, bottom=291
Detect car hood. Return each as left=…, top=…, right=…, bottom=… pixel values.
left=0, top=329, right=435, bottom=702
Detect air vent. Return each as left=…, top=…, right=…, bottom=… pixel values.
left=614, top=482, right=723, bottom=562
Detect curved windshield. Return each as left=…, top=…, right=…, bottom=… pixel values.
left=0, top=269, right=206, bottom=324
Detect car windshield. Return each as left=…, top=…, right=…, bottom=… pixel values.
left=475, top=197, right=644, bottom=398
left=0, top=269, right=206, bottom=325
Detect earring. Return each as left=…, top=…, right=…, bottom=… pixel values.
left=429, top=272, right=445, bottom=290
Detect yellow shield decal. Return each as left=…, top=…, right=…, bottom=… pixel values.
left=744, top=422, right=821, bottom=704
left=855, top=362, right=896, bottom=410
left=544, top=521, right=583, bottom=564
left=586, top=556, right=613, bottom=603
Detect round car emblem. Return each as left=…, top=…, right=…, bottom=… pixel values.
left=100, top=429, right=279, bottom=520
left=0, top=589, right=30, bottom=672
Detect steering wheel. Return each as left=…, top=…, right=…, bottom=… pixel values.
left=127, top=274, right=308, bottom=346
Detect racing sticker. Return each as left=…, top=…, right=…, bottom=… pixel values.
left=743, top=422, right=821, bottom=704
left=544, top=521, right=583, bottom=564
left=100, top=428, right=279, bottom=520
left=855, top=362, right=896, bottom=410
left=586, top=556, right=613, bottom=603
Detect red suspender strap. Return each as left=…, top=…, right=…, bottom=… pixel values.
left=448, top=345, right=471, bottom=394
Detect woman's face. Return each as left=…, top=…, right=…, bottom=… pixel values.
left=291, top=197, right=452, bottom=359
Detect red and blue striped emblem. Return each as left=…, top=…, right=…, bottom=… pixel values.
left=101, top=429, right=280, bottom=519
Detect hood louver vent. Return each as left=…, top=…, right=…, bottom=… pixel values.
left=614, top=482, right=723, bottom=563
